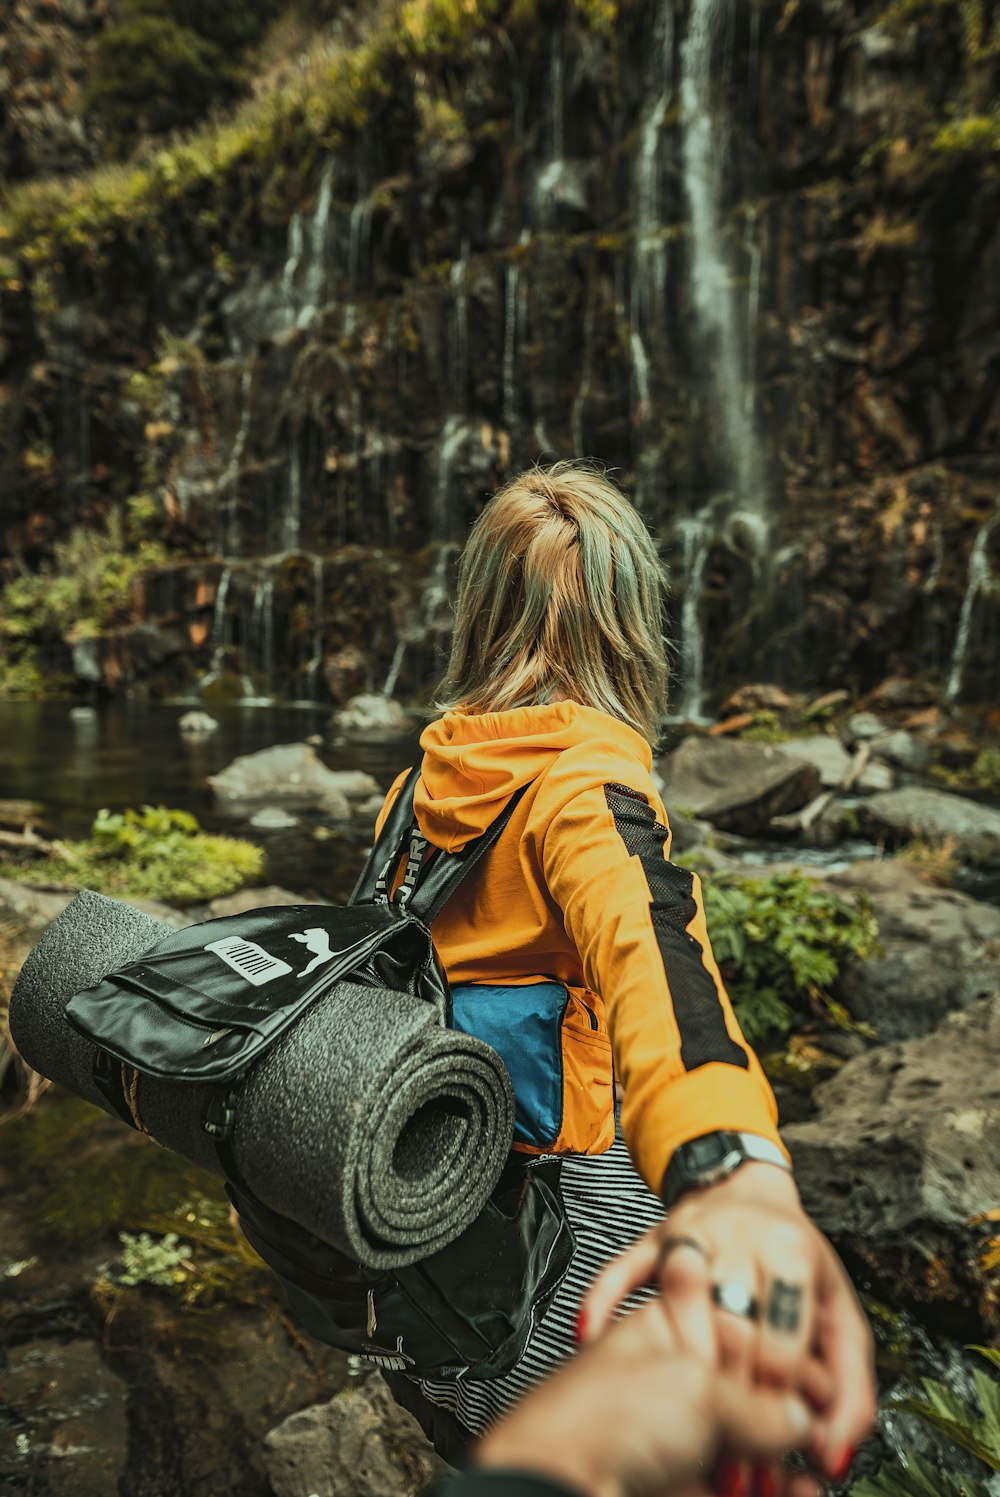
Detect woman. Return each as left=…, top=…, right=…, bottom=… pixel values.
left=375, top=461, right=874, bottom=1488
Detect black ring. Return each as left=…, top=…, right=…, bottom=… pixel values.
left=656, top=1235, right=709, bottom=1268
left=766, top=1280, right=804, bottom=1334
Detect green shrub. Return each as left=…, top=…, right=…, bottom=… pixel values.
left=0, top=804, right=265, bottom=905
left=82, top=0, right=281, bottom=144
left=972, top=748, right=1000, bottom=794
left=0, top=511, right=170, bottom=644
left=703, top=870, right=878, bottom=1043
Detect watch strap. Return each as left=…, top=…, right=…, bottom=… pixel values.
left=661, top=1130, right=791, bottom=1210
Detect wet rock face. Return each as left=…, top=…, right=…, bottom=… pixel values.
left=832, top=860, right=1000, bottom=1042
left=784, top=993, right=1000, bottom=1333
left=1, top=0, right=999, bottom=706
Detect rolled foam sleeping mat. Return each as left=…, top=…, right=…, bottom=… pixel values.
left=9, top=889, right=515, bottom=1268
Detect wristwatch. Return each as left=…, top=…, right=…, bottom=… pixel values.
left=660, top=1130, right=791, bottom=1210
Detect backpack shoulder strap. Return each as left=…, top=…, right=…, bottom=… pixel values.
left=348, top=766, right=422, bottom=908
left=349, top=768, right=528, bottom=925
left=405, top=783, right=528, bottom=926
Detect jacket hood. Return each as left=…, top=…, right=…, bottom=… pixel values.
left=415, top=702, right=652, bottom=851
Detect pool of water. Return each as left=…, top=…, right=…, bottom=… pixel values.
left=0, top=700, right=422, bottom=902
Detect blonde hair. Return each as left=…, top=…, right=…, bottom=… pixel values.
left=437, top=461, right=669, bottom=741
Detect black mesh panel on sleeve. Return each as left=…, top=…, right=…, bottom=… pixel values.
left=604, top=785, right=749, bottom=1073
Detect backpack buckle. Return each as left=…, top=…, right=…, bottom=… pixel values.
left=202, top=1086, right=239, bottom=1140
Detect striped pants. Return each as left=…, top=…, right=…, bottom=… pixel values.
left=383, top=1126, right=667, bottom=1457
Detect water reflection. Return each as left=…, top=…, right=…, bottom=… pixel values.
left=0, top=700, right=422, bottom=903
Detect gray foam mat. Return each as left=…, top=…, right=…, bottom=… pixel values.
left=9, top=890, right=514, bottom=1267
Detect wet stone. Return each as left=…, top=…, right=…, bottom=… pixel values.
left=0, top=1338, right=128, bottom=1496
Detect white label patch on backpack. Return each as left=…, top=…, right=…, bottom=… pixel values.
left=204, top=936, right=292, bottom=986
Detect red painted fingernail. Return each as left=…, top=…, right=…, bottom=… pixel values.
left=751, top=1467, right=777, bottom=1497
left=831, top=1446, right=856, bottom=1482
left=712, top=1458, right=746, bottom=1497
left=573, top=1309, right=587, bottom=1344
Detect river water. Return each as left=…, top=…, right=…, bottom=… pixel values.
left=0, top=700, right=421, bottom=902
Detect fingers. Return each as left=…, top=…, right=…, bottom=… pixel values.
left=809, top=1252, right=877, bottom=1475
left=657, top=1236, right=718, bottom=1364
left=579, top=1226, right=663, bottom=1341
left=755, top=1263, right=814, bottom=1392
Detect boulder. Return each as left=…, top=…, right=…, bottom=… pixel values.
left=842, top=711, right=887, bottom=748
left=831, top=860, right=1000, bottom=1041
left=718, top=683, right=802, bottom=716
left=784, top=994, right=1000, bottom=1329
left=659, top=738, right=821, bottom=836
left=178, top=711, right=218, bottom=735
left=248, top=807, right=299, bottom=830
left=208, top=744, right=379, bottom=811
left=869, top=729, right=932, bottom=774
left=264, top=1373, right=447, bottom=1497
left=859, top=786, right=1000, bottom=862
left=772, top=736, right=893, bottom=792
left=333, top=694, right=413, bottom=733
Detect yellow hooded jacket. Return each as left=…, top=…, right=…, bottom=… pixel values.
left=376, top=701, right=785, bottom=1199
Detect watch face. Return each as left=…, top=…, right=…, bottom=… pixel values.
left=688, top=1133, right=734, bottom=1171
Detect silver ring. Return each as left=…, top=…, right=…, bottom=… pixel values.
left=711, top=1281, right=760, bottom=1321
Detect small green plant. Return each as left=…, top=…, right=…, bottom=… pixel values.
left=116, top=1230, right=193, bottom=1288
left=704, top=871, right=878, bottom=1043
left=896, top=835, right=961, bottom=886
left=739, top=710, right=793, bottom=744
left=851, top=1346, right=1000, bottom=1496
left=972, top=748, right=1000, bottom=794
left=0, top=804, right=265, bottom=905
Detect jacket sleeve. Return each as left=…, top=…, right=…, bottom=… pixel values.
left=538, top=775, right=786, bottom=1199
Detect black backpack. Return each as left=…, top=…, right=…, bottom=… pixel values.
left=66, top=767, right=574, bottom=1381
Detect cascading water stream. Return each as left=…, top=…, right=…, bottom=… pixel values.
left=680, top=0, right=766, bottom=516
left=503, top=230, right=531, bottom=432
left=946, top=503, right=1000, bottom=701
left=299, top=161, right=335, bottom=326
left=305, top=555, right=325, bottom=701
left=674, top=516, right=714, bottom=721
left=283, top=434, right=302, bottom=554
left=631, top=0, right=674, bottom=389
left=218, top=368, right=253, bottom=556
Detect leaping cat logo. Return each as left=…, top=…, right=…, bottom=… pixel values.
left=288, top=928, right=335, bottom=978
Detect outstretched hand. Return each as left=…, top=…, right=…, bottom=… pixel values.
left=475, top=1294, right=819, bottom=1497
left=579, top=1163, right=876, bottom=1487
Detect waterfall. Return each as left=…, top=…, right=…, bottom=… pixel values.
left=946, top=505, right=1000, bottom=701
left=674, top=516, right=714, bottom=720
left=630, top=330, right=651, bottom=423
left=503, top=230, right=531, bottom=431
left=305, top=555, right=326, bottom=701
left=435, top=415, right=469, bottom=540
left=249, top=569, right=276, bottom=702
left=681, top=0, right=766, bottom=514
left=550, top=28, right=565, bottom=161
left=283, top=434, right=302, bottom=554
left=282, top=211, right=304, bottom=301
left=632, top=0, right=673, bottom=340
left=449, top=244, right=470, bottom=411
left=218, top=368, right=253, bottom=555
left=299, top=161, right=335, bottom=323
left=348, top=195, right=374, bottom=297
left=382, top=640, right=406, bottom=698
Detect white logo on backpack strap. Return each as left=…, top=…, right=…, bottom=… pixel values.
left=289, top=928, right=335, bottom=977
left=204, top=936, right=292, bottom=986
